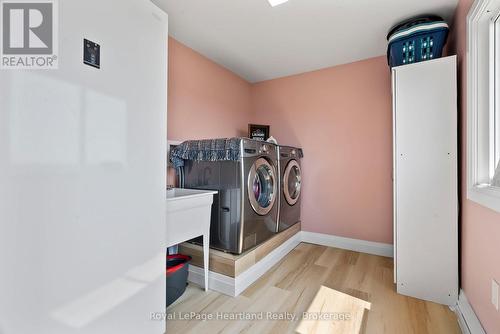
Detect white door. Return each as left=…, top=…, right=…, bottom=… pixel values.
left=0, top=1, right=168, bottom=333
left=393, top=56, right=458, bottom=306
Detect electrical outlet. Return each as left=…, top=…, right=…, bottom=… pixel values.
left=492, top=279, right=499, bottom=311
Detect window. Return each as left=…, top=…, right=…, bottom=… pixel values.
left=468, top=0, right=500, bottom=212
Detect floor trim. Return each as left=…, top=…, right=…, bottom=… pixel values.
left=187, top=265, right=235, bottom=296
left=301, top=231, right=394, bottom=258
left=454, top=289, right=486, bottom=334
left=234, top=232, right=302, bottom=296
left=188, top=232, right=301, bottom=297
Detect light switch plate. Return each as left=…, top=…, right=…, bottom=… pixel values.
left=492, top=279, right=499, bottom=311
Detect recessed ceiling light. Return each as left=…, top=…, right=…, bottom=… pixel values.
left=268, top=0, right=289, bottom=7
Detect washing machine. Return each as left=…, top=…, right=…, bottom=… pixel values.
left=183, top=139, right=279, bottom=254
left=278, top=146, right=303, bottom=232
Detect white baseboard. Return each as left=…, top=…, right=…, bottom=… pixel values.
left=187, top=265, right=236, bottom=296
left=454, top=289, right=486, bottom=334
left=301, top=231, right=393, bottom=258
left=187, top=231, right=301, bottom=297
left=188, top=231, right=393, bottom=296
left=234, top=232, right=301, bottom=296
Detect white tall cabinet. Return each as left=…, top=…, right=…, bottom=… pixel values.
left=392, top=56, right=458, bottom=306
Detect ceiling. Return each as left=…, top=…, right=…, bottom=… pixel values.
left=153, top=0, right=459, bottom=83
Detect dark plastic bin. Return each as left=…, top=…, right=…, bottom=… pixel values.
left=387, top=15, right=449, bottom=68
left=166, top=254, right=191, bottom=308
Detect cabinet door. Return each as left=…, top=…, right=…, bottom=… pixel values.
left=393, top=56, right=458, bottom=305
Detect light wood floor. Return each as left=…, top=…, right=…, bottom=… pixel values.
left=166, top=243, right=460, bottom=334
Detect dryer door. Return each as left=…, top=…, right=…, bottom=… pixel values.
left=284, top=160, right=301, bottom=205
left=248, top=158, right=277, bottom=215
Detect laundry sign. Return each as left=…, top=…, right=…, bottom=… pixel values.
left=248, top=124, right=270, bottom=141
left=1, top=0, right=59, bottom=69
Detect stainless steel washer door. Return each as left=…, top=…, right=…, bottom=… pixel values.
left=248, top=158, right=277, bottom=215
left=284, top=160, right=301, bottom=206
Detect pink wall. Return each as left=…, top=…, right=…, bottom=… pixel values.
left=168, top=42, right=393, bottom=243
left=167, top=38, right=252, bottom=186
left=251, top=57, right=393, bottom=244
left=449, top=1, right=500, bottom=332
left=168, top=38, right=252, bottom=141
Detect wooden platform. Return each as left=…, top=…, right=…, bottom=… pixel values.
left=179, top=222, right=301, bottom=278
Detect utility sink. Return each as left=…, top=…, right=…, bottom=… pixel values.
left=166, top=188, right=216, bottom=291
left=167, top=188, right=217, bottom=214
left=166, top=188, right=216, bottom=240
left=167, top=187, right=217, bottom=201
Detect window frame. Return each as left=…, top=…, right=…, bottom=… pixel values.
left=467, top=0, right=500, bottom=213
left=494, top=13, right=500, bottom=181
